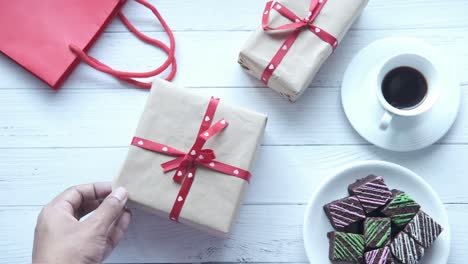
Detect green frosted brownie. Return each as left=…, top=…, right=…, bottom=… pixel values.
left=327, top=231, right=364, bottom=263
left=364, top=217, right=391, bottom=249
left=381, top=190, right=420, bottom=228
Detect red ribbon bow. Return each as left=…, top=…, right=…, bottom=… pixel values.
left=131, top=97, right=251, bottom=222
left=261, top=0, right=338, bottom=84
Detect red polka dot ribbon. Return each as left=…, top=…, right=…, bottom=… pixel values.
left=261, top=0, right=338, bottom=85
left=131, top=97, right=251, bottom=222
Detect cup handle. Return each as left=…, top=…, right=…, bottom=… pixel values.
left=379, top=111, right=393, bottom=131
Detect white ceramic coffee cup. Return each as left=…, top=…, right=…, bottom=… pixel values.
left=377, top=53, right=440, bottom=130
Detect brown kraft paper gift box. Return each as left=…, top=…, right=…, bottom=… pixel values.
left=113, top=79, right=267, bottom=236
left=238, top=0, right=369, bottom=102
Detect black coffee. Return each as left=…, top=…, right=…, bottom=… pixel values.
left=382, top=67, right=427, bottom=109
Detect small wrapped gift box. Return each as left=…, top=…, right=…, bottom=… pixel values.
left=238, top=0, right=369, bottom=102
left=113, top=79, right=267, bottom=235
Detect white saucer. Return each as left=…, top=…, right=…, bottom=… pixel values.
left=303, top=160, right=450, bottom=264
left=341, top=38, right=460, bottom=151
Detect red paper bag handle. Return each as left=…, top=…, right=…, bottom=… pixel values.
left=69, top=0, right=176, bottom=89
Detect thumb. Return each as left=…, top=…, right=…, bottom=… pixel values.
left=87, top=187, right=128, bottom=231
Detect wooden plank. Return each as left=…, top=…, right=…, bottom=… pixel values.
left=0, top=204, right=466, bottom=263
left=1, top=145, right=468, bottom=206
left=0, top=87, right=466, bottom=147
left=0, top=29, right=467, bottom=90
left=104, top=0, right=468, bottom=32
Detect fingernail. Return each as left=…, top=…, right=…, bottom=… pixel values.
left=112, top=187, right=128, bottom=202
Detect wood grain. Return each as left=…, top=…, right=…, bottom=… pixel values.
left=105, top=0, right=468, bottom=32
left=0, top=204, right=466, bottom=264
left=0, top=88, right=466, bottom=147
left=1, top=0, right=467, bottom=263
left=1, top=145, right=468, bottom=206
left=0, top=29, right=467, bottom=90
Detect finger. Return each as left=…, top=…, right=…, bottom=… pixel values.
left=51, top=182, right=112, bottom=215
left=86, top=187, right=128, bottom=231
left=103, top=209, right=132, bottom=259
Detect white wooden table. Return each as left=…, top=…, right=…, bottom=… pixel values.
left=1, top=0, right=467, bottom=263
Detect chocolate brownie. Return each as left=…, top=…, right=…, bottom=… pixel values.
left=349, top=175, right=393, bottom=214
left=403, top=210, right=443, bottom=248
left=364, top=217, right=391, bottom=249
left=389, top=231, right=425, bottom=264
left=381, top=190, right=421, bottom=229
left=365, top=247, right=395, bottom=264
left=324, top=196, right=366, bottom=231
left=328, top=231, right=364, bottom=263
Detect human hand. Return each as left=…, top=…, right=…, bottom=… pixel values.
left=32, top=183, right=132, bottom=264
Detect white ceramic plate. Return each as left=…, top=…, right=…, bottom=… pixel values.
left=303, top=160, right=450, bottom=263
left=341, top=38, right=460, bottom=152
